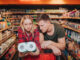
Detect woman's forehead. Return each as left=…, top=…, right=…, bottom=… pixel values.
left=24, top=19, right=32, bottom=23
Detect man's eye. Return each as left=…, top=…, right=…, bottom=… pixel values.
left=30, top=23, right=32, bottom=25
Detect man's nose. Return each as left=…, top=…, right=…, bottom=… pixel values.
left=40, top=27, right=41, bottom=30
left=40, top=27, right=42, bottom=30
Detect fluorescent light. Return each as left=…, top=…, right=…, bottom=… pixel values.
left=50, top=0, right=65, bottom=4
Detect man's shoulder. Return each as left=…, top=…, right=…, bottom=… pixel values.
left=53, top=23, right=64, bottom=30
left=53, top=23, right=61, bottom=27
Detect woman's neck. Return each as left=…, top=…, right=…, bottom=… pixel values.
left=26, top=31, right=31, bottom=36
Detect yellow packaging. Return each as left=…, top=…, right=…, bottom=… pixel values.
left=1, top=22, right=8, bottom=29
left=0, top=32, right=2, bottom=41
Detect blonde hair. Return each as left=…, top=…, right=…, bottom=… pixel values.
left=20, top=15, right=34, bottom=38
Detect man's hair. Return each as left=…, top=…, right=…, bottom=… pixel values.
left=37, top=14, right=50, bottom=22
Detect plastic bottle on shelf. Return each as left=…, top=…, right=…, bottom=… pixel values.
left=77, top=49, right=80, bottom=58
left=68, top=53, right=72, bottom=60
left=77, top=34, right=80, bottom=44
left=0, top=22, right=2, bottom=29
left=75, top=10, right=79, bottom=17
left=68, top=30, right=71, bottom=38
left=7, top=21, right=11, bottom=26
left=3, top=22, right=6, bottom=28
left=0, top=46, right=1, bottom=55
left=71, top=32, right=74, bottom=40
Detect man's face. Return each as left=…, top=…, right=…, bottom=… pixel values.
left=38, top=20, right=48, bottom=33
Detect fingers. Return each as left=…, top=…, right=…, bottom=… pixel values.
left=41, top=43, right=49, bottom=49
left=19, top=52, right=25, bottom=57
left=52, top=48, right=61, bottom=56
left=24, top=53, right=29, bottom=56
left=19, top=52, right=30, bottom=57
left=54, top=51, right=61, bottom=56
left=55, top=51, right=61, bottom=56
left=29, top=48, right=40, bottom=56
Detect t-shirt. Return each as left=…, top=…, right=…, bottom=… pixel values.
left=38, top=23, right=65, bottom=53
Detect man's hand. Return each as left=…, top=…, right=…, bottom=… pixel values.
left=41, top=40, right=61, bottom=56
left=41, top=41, right=52, bottom=49
left=46, top=45, right=61, bottom=56
left=51, top=46, right=61, bottom=56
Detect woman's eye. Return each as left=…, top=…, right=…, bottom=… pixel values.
left=25, top=24, right=27, bottom=25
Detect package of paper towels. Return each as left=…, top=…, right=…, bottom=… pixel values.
left=18, top=42, right=37, bottom=53
left=26, top=42, right=37, bottom=52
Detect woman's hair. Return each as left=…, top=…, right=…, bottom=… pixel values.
left=20, top=15, right=34, bottom=38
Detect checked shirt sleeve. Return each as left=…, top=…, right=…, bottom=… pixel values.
left=34, top=29, right=41, bottom=50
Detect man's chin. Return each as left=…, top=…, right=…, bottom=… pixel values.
left=42, top=31, right=46, bottom=33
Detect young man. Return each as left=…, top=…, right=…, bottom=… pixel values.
left=37, top=14, right=66, bottom=60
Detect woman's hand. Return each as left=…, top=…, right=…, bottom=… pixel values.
left=19, top=52, right=29, bottom=57
left=19, top=47, right=40, bottom=57
left=29, top=47, right=40, bottom=56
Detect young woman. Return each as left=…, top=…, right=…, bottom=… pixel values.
left=18, top=15, right=41, bottom=60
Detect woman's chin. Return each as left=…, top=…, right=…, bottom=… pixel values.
left=25, top=29, right=31, bottom=32
left=26, top=30, right=31, bottom=32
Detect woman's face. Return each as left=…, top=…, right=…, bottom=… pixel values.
left=23, top=19, right=33, bottom=32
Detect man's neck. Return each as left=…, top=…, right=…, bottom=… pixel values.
left=47, top=24, right=54, bottom=36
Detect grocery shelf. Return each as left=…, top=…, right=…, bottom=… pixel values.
left=61, top=52, right=67, bottom=60
left=3, top=12, right=64, bottom=15
left=62, top=25, right=80, bottom=33
left=5, top=17, right=80, bottom=21
left=0, top=26, right=12, bottom=32
left=9, top=50, right=17, bottom=60
left=0, top=34, right=15, bottom=45
left=13, top=23, right=20, bottom=24
left=0, top=41, right=16, bottom=58
left=51, top=17, right=72, bottom=19
left=66, top=35, right=80, bottom=60
left=66, top=35, right=80, bottom=45
left=0, top=18, right=2, bottom=19
left=8, top=18, right=21, bottom=20
left=51, top=17, right=80, bottom=19
left=66, top=36, right=72, bottom=41
left=72, top=17, right=80, bottom=19
left=69, top=51, right=80, bottom=60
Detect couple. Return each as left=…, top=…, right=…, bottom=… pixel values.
left=18, top=14, right=66, bottom=60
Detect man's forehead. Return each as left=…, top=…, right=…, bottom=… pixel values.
left=39, top=20, right=46, bottom=23
left=38, top=22, right=44, bottom=25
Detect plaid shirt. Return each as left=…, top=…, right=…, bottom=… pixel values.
left=18, top=27, right=41, bottom=50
